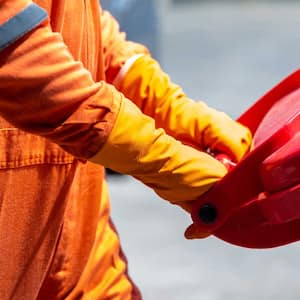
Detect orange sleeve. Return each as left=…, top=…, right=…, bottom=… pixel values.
left=0, top=8, right=122, bottom=159
left=0, top=0, right=30, bottom=24
left=100, top=9, right=150, bottom=83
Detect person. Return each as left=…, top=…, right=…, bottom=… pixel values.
left=0, top=1, right=252, bottom=299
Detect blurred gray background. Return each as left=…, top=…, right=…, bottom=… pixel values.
left=103, top=1, right=300, bottom=299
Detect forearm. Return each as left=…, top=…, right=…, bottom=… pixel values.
left=114, top=55, right=212, bottom=148
left=115, top=55, right=252, bottom=161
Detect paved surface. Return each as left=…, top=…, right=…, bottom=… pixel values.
left=107, top=2, right=300, bottom=300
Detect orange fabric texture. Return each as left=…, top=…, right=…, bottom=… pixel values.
left=0, top=1, right=252, bottom=299
left=0, top=1, right=146, bottom=299
left=0, top=0, right=29, bottom=24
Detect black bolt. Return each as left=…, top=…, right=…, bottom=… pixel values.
left=198, top=204, right=217, bottom=224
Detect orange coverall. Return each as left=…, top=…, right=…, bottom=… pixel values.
left=0, top=1, right=252, bottom=299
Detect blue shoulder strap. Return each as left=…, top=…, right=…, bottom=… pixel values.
left=0, top=3, right=48, bottom=52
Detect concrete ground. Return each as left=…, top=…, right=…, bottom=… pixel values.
left=107, top=2, right=300, bottom=299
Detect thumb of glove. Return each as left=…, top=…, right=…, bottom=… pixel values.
left=184, top=223, right=211, bottom=240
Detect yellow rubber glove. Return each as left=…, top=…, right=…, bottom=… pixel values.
left=91, top=95, right=227, bottom=211
left=116, top=55, right=252, bottom=163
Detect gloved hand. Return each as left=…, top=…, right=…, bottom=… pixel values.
left=91, top=95, right=228, bottom=209
left=113, top=55, right=252, bottom=239
left=115, top=55, right=252, bottom=163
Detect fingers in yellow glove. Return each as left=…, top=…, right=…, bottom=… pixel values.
left=201, top=107, right=253, bottom=162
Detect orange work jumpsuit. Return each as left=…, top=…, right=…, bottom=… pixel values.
left=0, top=1, right=252, bottom=299
left=0, top=1, right=146, bottom=299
